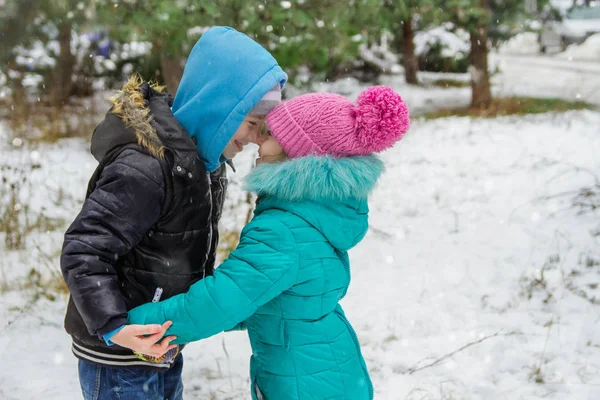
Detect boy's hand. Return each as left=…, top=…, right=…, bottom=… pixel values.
left=110, top=321, right=177, bottom=357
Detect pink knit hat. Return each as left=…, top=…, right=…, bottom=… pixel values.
left=266, top=86, right=409, bottom=158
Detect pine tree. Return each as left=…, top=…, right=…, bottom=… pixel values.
left=379, top=1, right=438, bottom=85
left=240, top=0, right=366, bottom=81
left=94, top=0, right=367, bottom=90
left=95, top=0, right=215, bottom=93
left=0, top=0, right=93, bottom=107
left=441, top=0, right=526, bottom=109
left=0, top=0, right=38, bottom=111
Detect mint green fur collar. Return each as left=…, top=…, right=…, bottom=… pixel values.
left=243, top=155, right=384, bottom=202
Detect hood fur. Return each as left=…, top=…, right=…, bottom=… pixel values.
left=244, top=155, right=384, bottom=203
left=109, top=75, right=167, bottom=158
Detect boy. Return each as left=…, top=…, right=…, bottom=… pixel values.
left=61, top=26, right=286, bottom=399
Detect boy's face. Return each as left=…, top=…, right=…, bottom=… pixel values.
left=222, top=115, right=267, bottom=160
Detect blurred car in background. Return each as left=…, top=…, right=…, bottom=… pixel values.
left=539, top=5, right=600, bottom=52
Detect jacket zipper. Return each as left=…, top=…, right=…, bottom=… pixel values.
left=152, top=287, right=163, bottom=302
left=205, top=172, right=213, bottom=279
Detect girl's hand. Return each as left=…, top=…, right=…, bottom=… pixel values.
left=111, top=321, right=177, bottom=357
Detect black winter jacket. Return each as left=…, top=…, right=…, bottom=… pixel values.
left=61, top=78, right=227, bottom=369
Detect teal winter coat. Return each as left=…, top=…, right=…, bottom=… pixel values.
left=128, top=155, right=384, bottom=400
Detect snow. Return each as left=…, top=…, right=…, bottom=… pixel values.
left=284, top=75, right=473, bottom=116
left=490, top=53, right=600, bottom=106
left=526, top=20, right=543, bottom=31
left=414, top=25, right=470, bottom=59
left=551, top=0, right=600, bottom=11
left=187, top=26, right=211, bottom=38
left=21, top=73, right=44, bottom=88
left=499, top=32, right=541, bottom=55
left=549, top=0, right=570, bottom=8
left=2, top=108, right=599, bottom=399
left=14, top=41, right=57, bottom=69
left=557, top=33, right=600, bottom=61
left=365, top=111, right=600, bottom=399
left=1, top=53, right=600, bottom=399
left=8, top=33, right=154, bottom=95
left=120, top=41, right=153, bottom=59
left=289, top=50, right=600, bottom=115
left=358, top=33, right=399, bottom=73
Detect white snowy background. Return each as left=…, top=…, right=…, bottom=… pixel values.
left=1, top=34, right=600, bottom=399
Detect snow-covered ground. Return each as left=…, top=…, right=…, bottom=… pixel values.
left=558, top=34, right=600, bottom=62
left=498, top=32, right=541, bottom=56
left=498, top=30, right=600, bottom=63
left=296, top=50, right=600, bottom=117
left=2, top=109, right=599, bottom=400
left=1, top=63, right=600, bottom=399
left=490, top=52, right=600, bottom=107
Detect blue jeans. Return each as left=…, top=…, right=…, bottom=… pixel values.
left=78, top=355, right=184, bottom=400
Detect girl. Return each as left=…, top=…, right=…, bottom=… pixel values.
left=129, top=86, right=410, bottom=399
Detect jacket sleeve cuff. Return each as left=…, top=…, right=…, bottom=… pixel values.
left=96, top=316, right=129, bottom=340
left=103, top=325, right=127, bottom=346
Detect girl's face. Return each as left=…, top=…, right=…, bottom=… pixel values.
left=222, top=115, right=266, bottom=160
left=257, top=132, right=286, bottom=165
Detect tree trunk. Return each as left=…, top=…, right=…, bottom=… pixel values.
left=7, top=57, right=28, bottom=125
left=470, top=2, right=492, bottom=110
left=7, top=58, right=25, bottom=107
left=52, top=22, right=75, bottom=107
left=160, top=54, right=184, bottom=94
left=402, top=17, right=419, bottom=85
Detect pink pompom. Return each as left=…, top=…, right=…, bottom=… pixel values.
left=354, top=86, right=410, bottom=153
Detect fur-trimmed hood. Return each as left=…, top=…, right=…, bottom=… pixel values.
left=244, top=155, right=384, bottom=202
left=105, top=75, right=167, bottom=158
left=91, top=76, right=200, bottom=177
left=245, top=155, right=384, bottom=251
